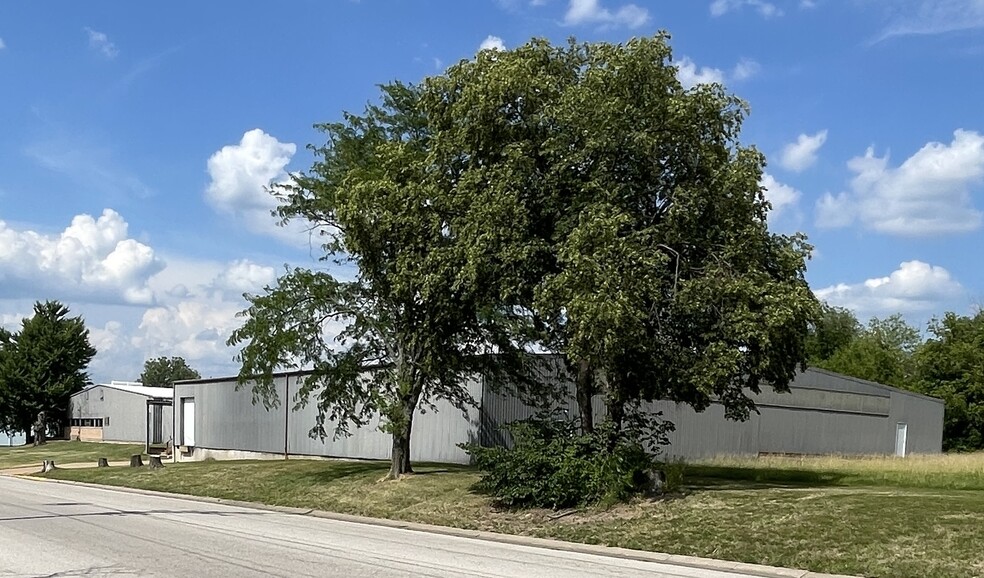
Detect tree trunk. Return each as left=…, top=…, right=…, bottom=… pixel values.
left=387, top=394, right=417, bottom=479
left=388, top=430, right=412, bottom=479
left=606, top=394, right=627, bottom=452
left=575, top=358, right=595, bottom=435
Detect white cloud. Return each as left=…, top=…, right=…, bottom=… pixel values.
left=814, top=129, right=984, bottom=236
left=206, top=129, right=311, bottom=244
left=780, top=130, right=828, bottom=172
left=814, top=191, right=854, bottom=229
left=676, top=57, right=725, bottom=89
left=134, top=297, right=246, bottom=369
left=760, top=173, right=801, bottom=220
left=563, top=0, right=650, bottom=29
left=212, top=260, right=277, bottom=295
left=85, top=27, right=117, bottom=59
left=876, top=0, right=984, bottom=42
left=710, top=0, right=782, bottom=18
left=82, top=257, right=281, bottom=381
left=816, top=261, right=965, bottom=316
left=0, top=38, right=6, bottom=50
left=0, top=210, right=163, bottom=305
left=732, top=58, right=761, bottom=81
left=800, top=0, right=817, bottom=8
left=480, top=35, right=506, bottom=51
left=677, top=56, right=761, bottom=88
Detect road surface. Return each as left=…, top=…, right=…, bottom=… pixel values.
left=0, top=475, right=763, bottom=577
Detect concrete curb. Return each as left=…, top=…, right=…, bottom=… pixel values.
left=25, top=475, right=856, bottom=578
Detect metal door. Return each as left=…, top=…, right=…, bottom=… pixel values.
left=152, top=405, right=164, bottom=445
left=182, top=398, right=196, bottom=446
left=895, top=422, right=908, bottom=457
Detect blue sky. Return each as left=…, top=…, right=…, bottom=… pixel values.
left=1, top=0, right=983, bottom=382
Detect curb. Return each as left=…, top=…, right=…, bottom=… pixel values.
left=24, top=475, right=856, bottom=578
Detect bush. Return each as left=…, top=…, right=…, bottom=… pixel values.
left=462, top=416, right=663, bottom=509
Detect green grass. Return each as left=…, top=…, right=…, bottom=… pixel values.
left=0, top=440, right=146, bottom=469
left=41, top=454, right=984, bottom=578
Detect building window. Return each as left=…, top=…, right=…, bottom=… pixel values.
left=70, top=418, right=104, bottom=427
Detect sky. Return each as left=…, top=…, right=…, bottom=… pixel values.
left=1, top=0, right=983, bottom=383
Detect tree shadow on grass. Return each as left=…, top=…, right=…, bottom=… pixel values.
left=293, top=460, right=475, bottom=484
left=684, top=465, right=850, bottom=491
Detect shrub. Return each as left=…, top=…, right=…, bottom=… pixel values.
left=462, top=415, right=667, bottom=509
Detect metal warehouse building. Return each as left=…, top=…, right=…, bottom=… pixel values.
left=0, top=431, right=26, bottom=447
left=68, top=382, right=174, bottom=446
left=172, top=363, right=943, bottom=464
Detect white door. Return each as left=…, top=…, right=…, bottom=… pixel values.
left=895, top=422, right=908, bottom=457
left=182, top=398, right=196, bottom=447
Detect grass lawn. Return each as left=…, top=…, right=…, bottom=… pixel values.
left=40, top=453, right=984, bottom=578
left=0, top=440, right=146, bottom=469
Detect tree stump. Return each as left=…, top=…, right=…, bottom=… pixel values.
left=97, top=458, right=109, bottom=468
left=649, top=469, right=667, bottom=495
left=41, top=460, right=57, bottom=473
left=148, top=455, right=164, bottom=469
left=129, top=454, right=144, bottom=468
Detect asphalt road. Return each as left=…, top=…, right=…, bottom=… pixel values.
left=0, top=475, right=759, bottom=578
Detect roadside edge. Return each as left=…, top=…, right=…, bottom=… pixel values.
left=22, top=474, right=855, bottom=578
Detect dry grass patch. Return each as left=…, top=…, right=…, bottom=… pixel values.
left=690, top=452, right=984, bottom=490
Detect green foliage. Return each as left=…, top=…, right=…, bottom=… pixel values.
left=229, top=83, right=524, bottom=478
left=914, top=311, right=984, bottom=451
left=813, top=313, right=920, bottom=389
left=0, top=301, right=96, bottom=436
left=805, top=303, right=861, bottom=362
left=232, top=34, right=818, bottom=482
left=139, top=356, right=201, bottom=387
left=464, top=415, right=669, bottom=509
left=424, top=35, right=819, bottom=426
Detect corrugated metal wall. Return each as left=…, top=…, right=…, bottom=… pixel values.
left=68, top=386, right=173, bottom=445
left=69, top=386, right=161, bottom=443
left=174, top=374, right=483, bottom=464
left=173, top=362, right=944, bottom=464
left=481, top=362, right=945, bottom=458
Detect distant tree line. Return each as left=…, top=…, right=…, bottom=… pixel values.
left=139, top=356, right=201, bottom=387
left=808, top=304, right=984, bottom=451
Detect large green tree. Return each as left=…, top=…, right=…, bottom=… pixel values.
left=424, top=35, right=818, bottom=434
left=914, top=311, right=984, bottom=451
left=139, top=356, right=201, bottom=387
left=814, top=314, right=920, bottom=390
left=0, top=301, right=96, bottom=444
left=805, top=303, right=861, bottom=363
left=229, top=83, right=521, bottom=479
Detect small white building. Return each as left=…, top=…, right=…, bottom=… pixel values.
left=68, top=381, right=174, bottom=448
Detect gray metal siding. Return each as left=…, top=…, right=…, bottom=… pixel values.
left=70, top=386, right=149, bottom=443
left=175, top=374, right=483, bottom=464
left=478, top=365, right=944, bottom=459
left=175, top=378, right=287, bottom=454
left=889, top=390, right=944, bottom=454
left=174, top=364, right=944, bottom=463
